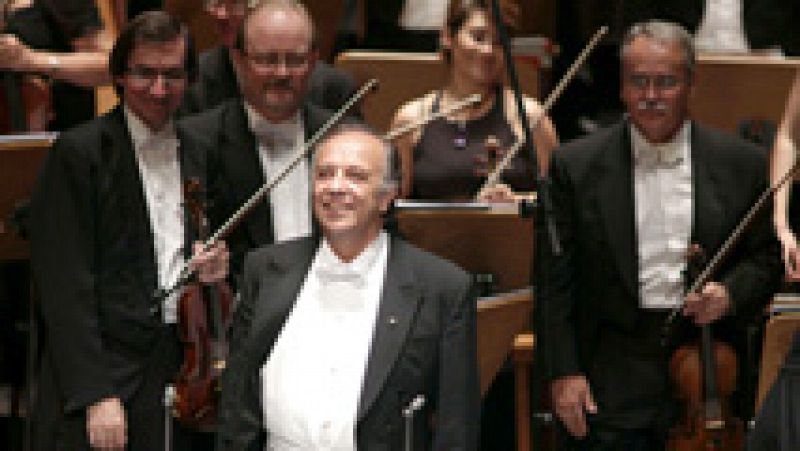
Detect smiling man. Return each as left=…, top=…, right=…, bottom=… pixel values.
left=29, top=11, right=227, bottom=451
left=178, top=0, right=357, bottom=117
left=217, top=124, right=480, bottom=451
left=536, top=20, right=780, bottom=450
left=179, top=0, right=356, bottom=281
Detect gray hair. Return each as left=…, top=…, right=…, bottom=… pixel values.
left=313, top=123, right=399, bottom=193
left=621, top=20, right=696, bottom=76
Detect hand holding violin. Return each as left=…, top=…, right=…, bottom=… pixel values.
left=682, top=282, right=731, bottom=325
left=190, top=241, right=230, bottom=284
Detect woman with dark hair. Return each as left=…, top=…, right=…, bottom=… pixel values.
left=390, top=0, right=557, bottom=201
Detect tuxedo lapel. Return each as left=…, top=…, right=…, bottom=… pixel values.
left=246, top=239, right=318, bottom=366
left=222, top=100, right=274, bottom=246
left=98, top=107, right=159, bottom=298
left=358, top=237, right=422, bottom=421
left=689, top=123, right=724, bottom=257
left=596, top=123, right=639, bottom=299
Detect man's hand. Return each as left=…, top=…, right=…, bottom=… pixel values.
left=191, top=240, right=230, bottom=283
left=682, top=282, right=731, bottom=325
left=86, top=397, right=126, bottom=450
left=551, top=375, right=597, bottom=438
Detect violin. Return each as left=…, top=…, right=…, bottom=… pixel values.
left=666, top=245, right=744, bottom=450
left=172, top=178, right=234, bottom=431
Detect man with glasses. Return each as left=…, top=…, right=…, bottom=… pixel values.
left=536, top=20, right=780, bottom=450
left=29, top=11, right=227, bottom=451
left=180, top=0, right=357, bottom=280
left=179, top=0, right=357, bottom=117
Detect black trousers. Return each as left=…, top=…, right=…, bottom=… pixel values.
left=559, top=423, right=666, bottom=451
left=31, top=325, right=214, bottom=451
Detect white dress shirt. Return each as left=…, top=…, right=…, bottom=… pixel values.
left=124, top=106, right=185, bottom=323
left=631, top=122, right=693, bottom=309
left=244, top=103, right=312, bottom=243
left=695, top=0, right=749, bottom=53
left=261, top=232, right=389, bottom=451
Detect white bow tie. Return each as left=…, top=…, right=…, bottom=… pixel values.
left=316, top=266, right=366, bottom=287
left=637, top=147, right=683, bottom=168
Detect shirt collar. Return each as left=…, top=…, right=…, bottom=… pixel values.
left=630, top=120, right=691, bottom=168
left=315, top=231, right=388, bottom=285
left=244, top=102, right=302, bottom=147
left=123, top=105, right=176, bottom=152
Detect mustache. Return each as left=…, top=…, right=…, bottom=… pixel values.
left=636, top=100, right=668, bottom=112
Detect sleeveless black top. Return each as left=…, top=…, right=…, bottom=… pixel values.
left=410, top=89, right=537, bottom=200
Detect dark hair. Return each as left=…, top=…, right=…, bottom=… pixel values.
left=234, top=0, right=317, bottom=54
left=109, top=10, right=197, bottom=96
left=441, top=0, right=515, bottom=63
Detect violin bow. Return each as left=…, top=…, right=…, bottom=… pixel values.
left=663, top=155, right=799, bottom=330
left=156, top=78, right=378, bottom=301
left=158, top=81, right=484, bottom=301
left=477, top=26, right=608, bottom=195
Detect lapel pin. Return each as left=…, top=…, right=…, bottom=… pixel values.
left=388, top=316, right=398, bottom=325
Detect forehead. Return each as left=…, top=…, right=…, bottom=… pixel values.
left=128, top=38, right=186, bottom=67
left=622, top=36, right=686, bottom=73
left=315, top=132, right=385, bottom=170
left=245, top=8, right=312, bottom=51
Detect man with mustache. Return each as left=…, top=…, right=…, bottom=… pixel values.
left=178, top=0, right=357, bottom=117
left=536, top=20, right=780, bottom=450
left=179, top=0, right=350, bottom=279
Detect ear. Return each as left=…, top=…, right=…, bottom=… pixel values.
left=378, top=188, right=397, bottom=214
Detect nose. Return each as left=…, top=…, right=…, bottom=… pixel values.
left=149, top=75, right=169, bottom=97
left=329, top=170, right=347, bottom=190
left=273, top=61, right=290, bottom=77
left=643, top=81, right=659, bottom=100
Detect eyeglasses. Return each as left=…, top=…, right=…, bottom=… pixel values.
left=244, top=51, right=311, bottom=71
left=626, top=74, right=682, bottom=90
left=126, top=66, right=188, bottom=88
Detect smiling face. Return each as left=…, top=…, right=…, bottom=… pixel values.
left=442, top=8, right=504, bottom=88
left=238, top=5, right=317, bottom=122
left=621, top=35, right=693, bottom=144
left=116, top=37, right=188, bottom=131
left=313, top=130, right=395, bottom=249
